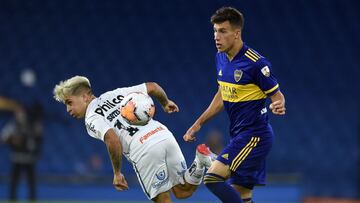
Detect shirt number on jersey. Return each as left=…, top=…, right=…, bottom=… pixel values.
left=114, top=119, right=139, bottom=136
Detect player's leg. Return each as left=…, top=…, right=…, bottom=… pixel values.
left=183, top=143, right=214, bottom=185
left=171, top=181, right=197, bottom=199
left=204, top=160, right=243, bottom=202
left=164, top=136, right=201, bottom=199
left=228, top=133, right=273, bottom=203
left=231, top=184, right=253, bottom=203
left=132, top=139, right=178, bottom=201
left=152, top=191, right=172, bottom=203
left=229, top=159, right=266, bottom=203
left=171, top=143, right=215, bottom=199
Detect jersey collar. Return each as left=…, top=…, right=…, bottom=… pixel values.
left=234, top=42, right=248, bottom=60
left=225, top=43, right=248, bottom=62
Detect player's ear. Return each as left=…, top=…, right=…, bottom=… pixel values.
left=82, top=92, right=90, bottom=102
left=235, top=29, right=241, bottom=39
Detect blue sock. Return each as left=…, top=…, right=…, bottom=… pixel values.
left=204, top=173, right=243, bottom=203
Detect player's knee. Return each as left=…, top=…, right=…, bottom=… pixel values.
left=204, top=173, right=245, bottom=202
left=204, top=172, right=228, bottom=193
left=206, top=160, right=231, bottom=179
left=173, top=190, right=192, bottom=199
left=152, top=191, right=171, bottom=203
left=204, top=172, right=226, bottom=187
left=232, top=184, right=253, bottom=198
left=172, top=187, right=193, bottom=199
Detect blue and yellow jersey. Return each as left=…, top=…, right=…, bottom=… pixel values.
left=216, top=44, right=279, bottom=137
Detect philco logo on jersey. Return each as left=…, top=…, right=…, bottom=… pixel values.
left=234, top=69, right=243, bottom=82
left=95, top=95, right=124, bottom=117
left=261, top=66, right=270, bottom=77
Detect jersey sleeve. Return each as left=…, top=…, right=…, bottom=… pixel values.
left=85, top=115, right=112, bottom=142
left=113, top=83, right=147, bottom=97
left=253, top=59, right=280, bottom=96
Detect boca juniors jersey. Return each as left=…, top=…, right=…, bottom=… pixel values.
left=216, top=43, right=280, bottom=137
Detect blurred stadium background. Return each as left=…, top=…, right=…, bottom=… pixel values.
left=0, top=0, right=359, bottom=202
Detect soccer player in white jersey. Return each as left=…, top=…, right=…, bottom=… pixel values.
left=53, top=75, right=214, bottom=202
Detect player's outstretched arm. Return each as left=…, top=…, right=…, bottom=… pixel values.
left=183, top=88, right=224, bottom=142
left=269, top=90, right=286, bottom=115
left=104, top=129, right=128, bottom=191
left=146, top=82, right=179, bottom=113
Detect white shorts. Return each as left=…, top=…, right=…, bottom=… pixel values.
left=131, top=135, right=187, bottom=200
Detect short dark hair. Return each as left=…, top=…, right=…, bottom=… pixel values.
left=210, top=7, right=244, bottom=29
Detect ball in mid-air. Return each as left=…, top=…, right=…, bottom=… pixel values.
left=120, top=92, right=155, bottom=125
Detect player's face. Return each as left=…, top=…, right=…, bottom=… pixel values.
left=213, top=21, right=240, bottom=53
left=64, top=94, right=88, bottom=119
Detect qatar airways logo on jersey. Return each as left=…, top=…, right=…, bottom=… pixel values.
left=95, top=95, right=124, bottom=117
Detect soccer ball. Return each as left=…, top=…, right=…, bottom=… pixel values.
left=120, top=92, right=155, bottom=126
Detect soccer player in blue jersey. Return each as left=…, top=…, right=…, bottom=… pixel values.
left=183, top=7, right=286, bottom=203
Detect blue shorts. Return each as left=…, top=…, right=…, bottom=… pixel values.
left=216, top=127, right=274, bottom=188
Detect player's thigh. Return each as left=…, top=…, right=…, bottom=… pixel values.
left=227, top=133, right=273, bottom=188
left=164, top=136, right=198, bottom=198
left=135, top=142, right=167, bottom=176
left=152, top=190, right=172, bottom=203
left=164, top=136, right=187, bottom=180
left=207, top=160, right=231, bottom=179
left=171, top=183, right=197, bottom=199
left=133, top=141, right=169, bottom=200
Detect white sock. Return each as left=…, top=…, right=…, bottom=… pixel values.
left=184, top=160, right=205, bottom=185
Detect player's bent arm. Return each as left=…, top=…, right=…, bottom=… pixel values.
left=184, top=88, right=223, bottom=142
left=269, top=90, right=286, bottom=115
left=146, top=82, right=169, bottom=107
left=104, top=129, right=123, bottom=175
left=146, top=82, right=179, bottom=113
left=195, top=87, right=224, bottom=127
left=104, top=129, right=129, bottom=191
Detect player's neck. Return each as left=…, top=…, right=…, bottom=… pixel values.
left=89, top=95, right=96, bottom=103
left=85, top=95, right=96, bottom=106
left=226, top=40, right=243, bottom=61
left=82, top=95, right=96, bottom=119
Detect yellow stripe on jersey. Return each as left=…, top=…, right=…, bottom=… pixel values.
left=230, top=137, right=260, bottom=171
left=245, top=49, right=260, bottom=62
left=264, top=84, right=279, bottom=95
left=246, top=51, right=259, bottom=60
left=245, top=52, right=258, bottom=62
left=218, top=81, right=267, bottom=102
left=248, top=49, right=261, bottom=58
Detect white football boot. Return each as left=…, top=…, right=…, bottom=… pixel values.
left=195, top=144, right=217, bottom=169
